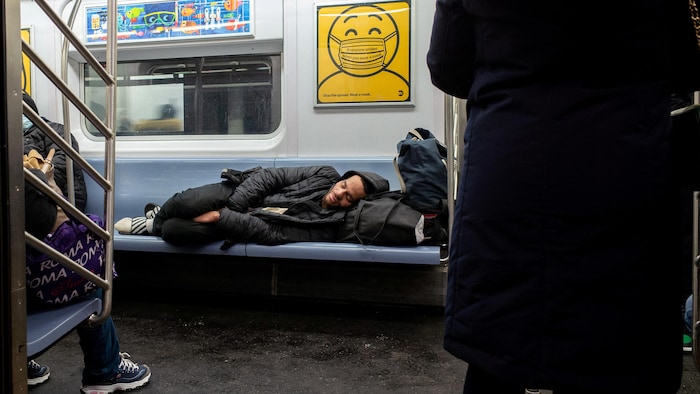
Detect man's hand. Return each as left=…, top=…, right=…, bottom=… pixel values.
left=193, top=210, right=221, bottom=223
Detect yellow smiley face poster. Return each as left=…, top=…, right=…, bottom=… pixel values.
left=316, top=1, right=411, bottom=107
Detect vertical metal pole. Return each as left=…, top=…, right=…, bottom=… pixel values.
left=3, top=0, right=28, bottom=390
left=97, top=0, right=118, bottom=324
left=443, top=95, right=467, bottom=260
left=60, top=0, right=84, bottom=208
left=443, top=95, right=456, bottom=257
left=693, top=192, right=700, bottom=369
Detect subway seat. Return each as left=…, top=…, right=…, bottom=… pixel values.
left=84, top=157, right=443, bottom=266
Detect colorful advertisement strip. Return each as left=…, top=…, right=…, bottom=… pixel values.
left=85, top=0, right=252, bottom=43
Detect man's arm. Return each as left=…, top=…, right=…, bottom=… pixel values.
left=226, top=166, right=336, bottom=211
left=216, top=208, right=286, bottom=245
left=426, top=0, right=475, bottom=99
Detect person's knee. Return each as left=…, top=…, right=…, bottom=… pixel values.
left=160, top=220, right=187, bottom=245
left=161, top=218, right=220, bottom=245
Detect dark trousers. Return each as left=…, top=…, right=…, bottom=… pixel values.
left=153, top=181, right=236, bottom=245
left=463, top=366, right=525, bottom=394
left=463, top=366, right=608, bottom=394
left=78, top=314, right=120, bottom=384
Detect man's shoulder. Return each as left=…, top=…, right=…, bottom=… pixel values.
left=45, top=119, right=65, bottom=132
left=278, top=165, right=339, bottom=177
left=27, top=119, right=65, bottom=134
left=309, top=165, right=340, bottom=179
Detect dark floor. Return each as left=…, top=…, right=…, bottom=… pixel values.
left=28, top=297, right=465, bottom=394
left=26, top=295, right=700, bottom=394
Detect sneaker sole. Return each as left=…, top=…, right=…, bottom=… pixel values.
left=27, top=372, right=50, bottom=386
left=80, top=370, right=151, bottom=394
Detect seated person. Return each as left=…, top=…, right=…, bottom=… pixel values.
left=115, top=166, right=389, bottom=246
left=23, top=152, right=151, bottom=393
left=23, top=92, right=87, bottom=211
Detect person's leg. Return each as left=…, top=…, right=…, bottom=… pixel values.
left=160, top=218, right=224, bottom=245
left=153, top=182, right=235, bottom=234
left=77, top=293, right=150, bottom=391
left=77, top=315, right=121, bottom=383
left=216, top=210, right=290, bottom=245
left=463, top=366, right=525, bottom=394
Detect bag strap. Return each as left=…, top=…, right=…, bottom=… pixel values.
left=393, top=128, right=427, bottom=193
left=407, top=128, right=425, bottom=141
left=392, top=156, right=408, bottom=193
left=352, top=200, right=367, bottom=244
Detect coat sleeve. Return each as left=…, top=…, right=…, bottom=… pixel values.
left=217, top=208, right=286, bottom=245
left=426, top=0, right=475, bottom=99
left=666, top=0, right=700, bottom=93
left=36, top=122, right=88, bottom=212
left=217, top=208, right=339, bottom=245
left=226, top=166, right=331, bottom=212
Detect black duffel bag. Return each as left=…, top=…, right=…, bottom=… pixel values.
left=337, top=191, right=424, bottom=246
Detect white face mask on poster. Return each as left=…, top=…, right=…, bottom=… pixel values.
left=22, top=114, right=34, bottom=132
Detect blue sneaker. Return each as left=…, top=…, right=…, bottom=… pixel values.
left=80, top=352, right=150, bottom=394
left=27, top=359, right=50, bottom=386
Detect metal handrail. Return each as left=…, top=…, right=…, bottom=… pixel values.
left=23, top=168, right=109, bottom=243
left=23, top=0, right=117, bottom=326
left=692, top=192, right=700, bottom=370
left=20, top=42, right=112, bottom=139
left=23, top=102, right=110, bottom=192
left=442, top=95, right=466, bottom=266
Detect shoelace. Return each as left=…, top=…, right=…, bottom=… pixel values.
left=117, top=352, right=140, bottom=374
left=28, top=360, right=41, bottom=370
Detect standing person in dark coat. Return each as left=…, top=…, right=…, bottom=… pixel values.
left=427, top=0, right=700, bottom=393
left=114, top=166, right=389, bottom=246
left=23, top=93, right=88, bottom=211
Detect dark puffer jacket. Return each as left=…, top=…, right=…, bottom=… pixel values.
left=217, top=166, right=388, bottom=245
left=23, top=95, right=87, bottom=211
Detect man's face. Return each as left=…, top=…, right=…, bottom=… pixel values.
left=322, top=175, right=366, bottom=209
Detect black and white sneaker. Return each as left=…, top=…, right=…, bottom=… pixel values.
left=144, top=202, right=161, bottom=219
left=114, top=217, right=152, bottom=235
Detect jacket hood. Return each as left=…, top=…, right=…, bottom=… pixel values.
left=23, top=93, right=39, bottom=114
left=341, top=170, right=390, bottom=195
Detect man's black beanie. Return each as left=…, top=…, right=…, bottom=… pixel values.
left=23, top=92, right=39, bottom=114
left=340, top=170, right=390, bottom=195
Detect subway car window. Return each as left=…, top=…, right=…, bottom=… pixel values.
left=83, top=54, right=281, bottom=136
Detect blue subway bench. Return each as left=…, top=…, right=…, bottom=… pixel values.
left=84, top=157, right=446, bottom=266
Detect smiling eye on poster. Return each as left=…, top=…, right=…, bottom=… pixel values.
left=315, top=0, right=413, bottom=108
left=84, top=0, right=252, bottom=44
